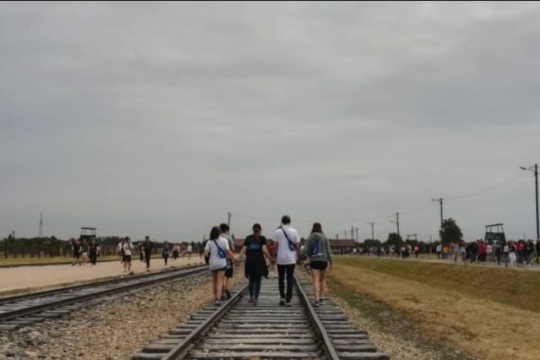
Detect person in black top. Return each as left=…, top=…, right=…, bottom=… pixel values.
left=237, top=224, right=275, bottom=304
left=88, top=237, right=99, bottom=265
left=71, top=238, right=81, bottom=266
left=143, top=236, right=153, bottom=270
left=162, top=242, right=170, bottom=266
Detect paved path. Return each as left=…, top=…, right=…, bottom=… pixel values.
left=0, top=255, right=205, bottom=294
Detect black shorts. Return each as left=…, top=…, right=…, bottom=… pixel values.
left=211, top=267, right=227, bottom=273
left=122, top=255, right=132, bottom=263
left=225, top=259, right=234, bottom=278
left=310, top=261, right=328, bottom=270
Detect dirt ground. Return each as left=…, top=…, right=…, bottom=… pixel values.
left=0, top=255, right=204, bottom=294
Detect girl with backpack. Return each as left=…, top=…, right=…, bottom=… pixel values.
left=204, top=226, right=236, bottom=306
left=302, top=222, right=333, bottom=307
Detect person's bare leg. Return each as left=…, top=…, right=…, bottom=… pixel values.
left=312, top=269, right=320, bottom=301
left=320, top=270, right=327, bottom=299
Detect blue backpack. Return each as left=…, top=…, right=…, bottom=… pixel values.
left=311, top=239, right=320, bottom=256
left=212, top=239, right=227, bottom=259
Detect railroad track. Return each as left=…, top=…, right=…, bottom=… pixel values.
left=133, top=276, right=388, bottom=360
left=0, top=264, right=207, bottom=331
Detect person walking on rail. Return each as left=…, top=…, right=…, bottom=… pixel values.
left=204, top=226, right=236, bottom=306
left=302, top=223, right=333, bottom=307
left=220, top=223, right=236, bottom=300
left=237, top=223, right=275, bottom=304
left=143, top=236, right=153, bottom=270
left=273, top=215, right=300, bottom=307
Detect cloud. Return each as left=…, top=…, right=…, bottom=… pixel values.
left=1, top=2, right=540, bottom=241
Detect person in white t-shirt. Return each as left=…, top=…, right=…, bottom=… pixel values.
left=204, top=226, right=236, bottom=306
left=187, top=244, right=193, bottom=259
left=122, top=237, right=133, bottom=272
left=273, top=215, right=300, bottom=306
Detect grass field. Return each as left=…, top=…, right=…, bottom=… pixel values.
left=330, top=257, right=540, bottom=360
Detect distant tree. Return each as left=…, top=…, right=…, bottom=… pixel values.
left=441, top=218, right=463, bottom=245
left=362, top=239, right=382, bottom=248
left=384, top=233, right=403, bottom=247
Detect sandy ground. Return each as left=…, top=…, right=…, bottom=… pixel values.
left=0, top=255, right=205, bottom=294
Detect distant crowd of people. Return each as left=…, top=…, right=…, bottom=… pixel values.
left=69, top=238, right=100, bottom=266
left=360, top=239, right=538, bottom=267
left=435, top=239, right=537, bottom=267
left=68, top=236, right=196, bottom=271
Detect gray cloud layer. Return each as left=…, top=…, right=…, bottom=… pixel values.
left=1, top=2, right=540, bottom=241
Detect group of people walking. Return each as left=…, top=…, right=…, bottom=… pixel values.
left=70, top=238, right=100, bottom=266
left=204, top=215, right=333, bottom=307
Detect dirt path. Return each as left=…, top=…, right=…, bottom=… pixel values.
left=0, top=255, right=204, bottom=294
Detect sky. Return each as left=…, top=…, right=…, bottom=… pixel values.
left=1, top=2, right=540, bottom=242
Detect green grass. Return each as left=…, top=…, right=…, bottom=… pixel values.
left=337, top=257, right=540, bottom=313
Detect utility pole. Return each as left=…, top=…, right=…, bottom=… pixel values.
left=395, top=213, right=400, bottom=237
left=368, top=222, right=374, bottom=241
left=227, top=212, right=232, bottom=233
left=432, top=198, right=444, bottom=241
left=39, top=213, right=43, bottom=238
left=355, top=227, right=359, bottom=243
left=351, top=226, right=354, bottom=242
left=529, top=164, right=539, bottom=241
left=520, top=164, right=539, bottom=260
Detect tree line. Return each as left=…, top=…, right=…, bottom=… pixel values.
left=361, top=217, right=464, bottom=252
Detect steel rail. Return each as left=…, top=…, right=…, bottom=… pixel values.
left=0, top=265, right=207, bottom=323
left=0, top=264, right=204, bottom=305
left=294, top=275, right=341, bottom=360
left=160, top=282, right=249, bottom=360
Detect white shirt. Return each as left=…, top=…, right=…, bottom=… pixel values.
left=274, top=225, right=300, bottom=265
left=187, top=245, right=192, bottom=252
left=204, top=237, right=230, bottom=270
left=122, top=242, right=133, bottom=256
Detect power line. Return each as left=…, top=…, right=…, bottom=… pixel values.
left=445, top=173, right=523, bottom=201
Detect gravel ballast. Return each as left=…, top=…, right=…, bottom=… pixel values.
left=1, top=271, right=241, bottom=360
left=2, top=267, right=469, bottom=360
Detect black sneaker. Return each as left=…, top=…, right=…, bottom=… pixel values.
left=220, top=295, right=226, bottom=301
left=314, top=300, right=320, bottom=307
left=279, top=298, right=285, bottom=306
left=286, top=302, right=292, bottom=307
left=225, top=290, right=231, bottom=299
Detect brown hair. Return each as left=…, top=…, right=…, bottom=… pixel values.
left=311, top=222, right=323, bottom=234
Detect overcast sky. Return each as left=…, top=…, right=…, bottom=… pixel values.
left=1, top=2, right=540, bottom=242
